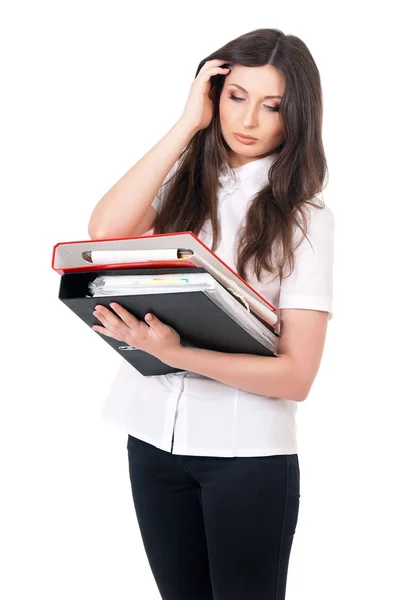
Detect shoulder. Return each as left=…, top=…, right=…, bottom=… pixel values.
left=294, top=198, right=335, bottom=244
left=301, top=196, right=334, bottom=223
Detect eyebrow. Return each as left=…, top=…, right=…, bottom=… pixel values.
left=228, top=83, right=283, bottom=100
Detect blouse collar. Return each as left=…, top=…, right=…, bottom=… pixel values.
left=218, top=152, right=278, bottom=196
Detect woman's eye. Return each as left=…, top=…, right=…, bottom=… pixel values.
left=229, top=94, right=245, bottom=102
left=228, top=94, right=280, bottom=112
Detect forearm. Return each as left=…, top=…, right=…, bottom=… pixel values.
left=88, top=118, right=198, bottom=238
left=166, top=346, right=306, bottom=402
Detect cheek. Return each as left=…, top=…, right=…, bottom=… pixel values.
left=219, top=95, right=232, bottom=124
left=218, top=102, right=225, bottom=125
left=264, top=113, right=283, bottom=135
left=274, top=116, right=285, bottom=137
left=271, top=124, right=285, bottom=146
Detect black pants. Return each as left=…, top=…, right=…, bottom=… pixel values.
left=127, top=434, right=300, bottom=600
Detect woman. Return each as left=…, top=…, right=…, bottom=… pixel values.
left=88, top=28, right=334, bottom=600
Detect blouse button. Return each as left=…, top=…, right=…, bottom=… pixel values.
left=218, top=174, right=241, bottom=194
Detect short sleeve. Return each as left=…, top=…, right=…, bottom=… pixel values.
left=151, top=159, right=181, bottom=214
left=279, top=204, right=335, bottom=320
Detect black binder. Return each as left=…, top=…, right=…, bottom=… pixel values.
left=58, top=265, right=279, bottom=376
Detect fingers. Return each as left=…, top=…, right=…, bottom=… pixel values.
left=198, top=59, right=231, bottom=80
left=198, top=58, right=230, bottom=76
left=93, top=303, right=144, bottom=338
left=92, top=324, right=125, bottom=341
left=93, top=308, right=126, bottom=339
left=108, top=303, right=141, bottom=328
left=199, top=66, right=230, bottom=81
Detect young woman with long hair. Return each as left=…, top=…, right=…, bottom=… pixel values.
left=89, top=27, right=334, bottom=600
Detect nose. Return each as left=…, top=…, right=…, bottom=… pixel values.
left=242, top=104, right=259, bottom=128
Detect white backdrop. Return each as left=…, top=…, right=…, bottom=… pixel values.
left=1, top=1, right=397, bottom=598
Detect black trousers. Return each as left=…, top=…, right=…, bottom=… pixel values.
left=127, top=434, right=300, bottom=600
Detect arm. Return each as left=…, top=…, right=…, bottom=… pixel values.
left=166, top=308, right=329, bottom=402
left=88, top=118, right=198, bottom=239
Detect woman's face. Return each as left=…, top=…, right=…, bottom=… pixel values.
left=219, top=64, right=286, bottom=168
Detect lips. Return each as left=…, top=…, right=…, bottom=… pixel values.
left=234, top=133, right=258, bottom=140
left=233, top=133, right=258, bottom=145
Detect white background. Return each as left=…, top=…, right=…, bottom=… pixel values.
left=1, top=1, right=397, bottom=598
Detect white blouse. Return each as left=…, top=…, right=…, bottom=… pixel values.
left=100, top=152, right=335, bottom=457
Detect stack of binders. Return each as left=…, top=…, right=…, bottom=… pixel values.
left=52, top=231, right=281, bottom=376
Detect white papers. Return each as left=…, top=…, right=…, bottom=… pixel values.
left=88, top=272, right=209, bottom=295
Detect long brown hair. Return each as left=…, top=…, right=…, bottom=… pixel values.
left=153, top=28, right=328, bottom=283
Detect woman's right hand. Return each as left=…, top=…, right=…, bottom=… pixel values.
left=180, top=59, right=231, bottom=133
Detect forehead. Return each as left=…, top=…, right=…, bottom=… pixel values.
left=224, top=64, right=285, bottom=96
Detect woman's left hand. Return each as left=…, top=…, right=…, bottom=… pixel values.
left=92, top=303, right=182, bottom=364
